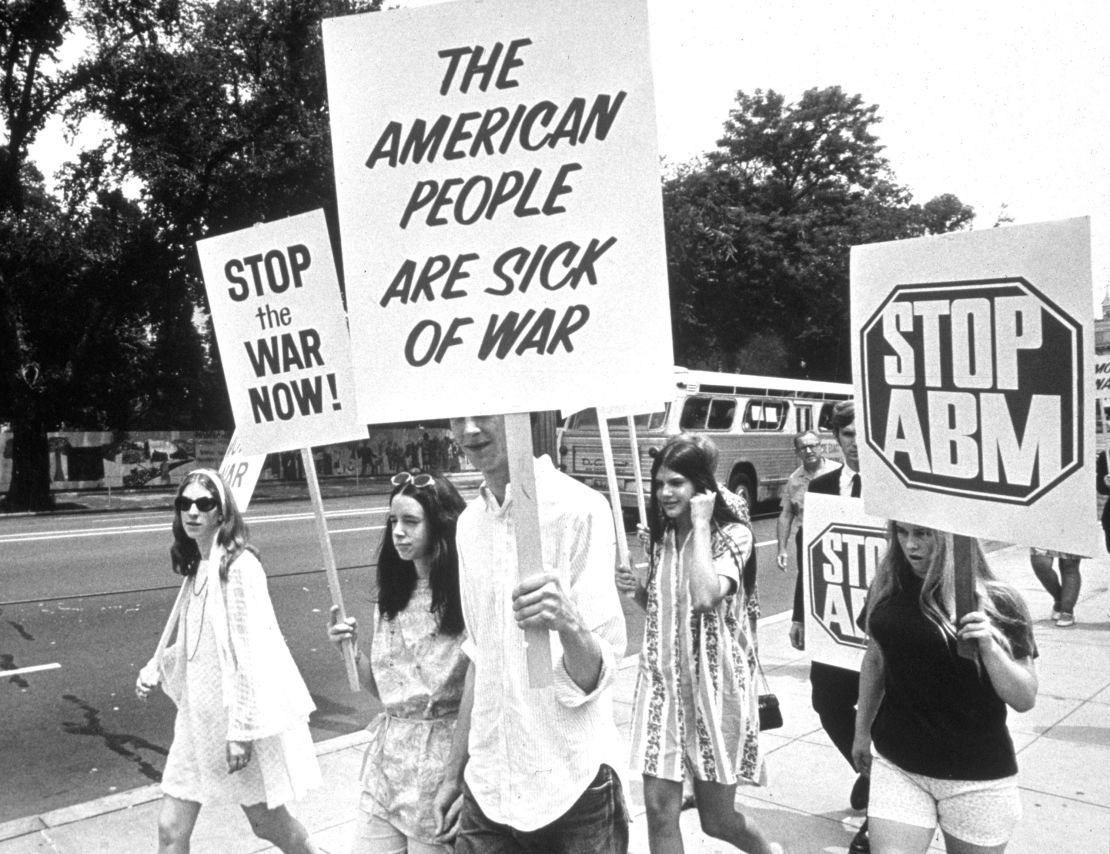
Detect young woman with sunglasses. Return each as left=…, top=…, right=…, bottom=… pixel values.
left=135, top=469, right=321, bottom=854
left=627, top=435, right=782, bottom=854
left=328, top=470, right=468, bottom=853
left=852, top=523, right=1038, bottom=854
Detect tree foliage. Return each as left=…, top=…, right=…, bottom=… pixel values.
left=663, top=86, right=974, bottom=379
left=1, top=0, right=376, bottom=510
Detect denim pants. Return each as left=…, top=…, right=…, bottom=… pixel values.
left=455, top=764, right=629, bottom=854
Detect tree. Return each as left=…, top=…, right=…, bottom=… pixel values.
left=663, top=86, right=974, bottom=380
left=1, top=0, right=375, bottom=510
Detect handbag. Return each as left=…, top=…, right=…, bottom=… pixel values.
left=756, top=658, right=783, bottom=730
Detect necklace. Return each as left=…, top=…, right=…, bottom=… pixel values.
left=191, top=564, right=209, bottom=597
left=185, top=574, right=208, bottom=661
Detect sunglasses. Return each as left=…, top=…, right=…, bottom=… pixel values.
left=391, top=471, right=435, bottom=489
left=175, top=495, right=219, bottom=513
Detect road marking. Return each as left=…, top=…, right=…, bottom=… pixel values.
left=2, top=663, right=61, bottom=678
left=0, top=507, right=388, bottom=544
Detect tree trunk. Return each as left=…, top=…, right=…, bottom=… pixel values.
left=4, top=407, right=54, bottom=512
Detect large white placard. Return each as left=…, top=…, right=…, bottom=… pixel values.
left=323, top=0, right=673, bottom=422
left=851, top=217, right=1096, bottom=555
left=196, top=210, right=365, bottom=455
left=802, top=493, right=888, bottom=671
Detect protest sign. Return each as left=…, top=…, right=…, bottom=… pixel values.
left=851, top=217, right=1096, bottom=555
left=802, top=493, right=887, bottom=671
left=217, top=430, right=267, bottom=512
left=323, top=0, right=672, bottom=424
left=1096, top=355, right=1110, bottom=399
left=196, top=210, right=364, bottom=455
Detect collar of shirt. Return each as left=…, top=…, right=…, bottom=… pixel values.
left=838, top=465, right=859, bottom=497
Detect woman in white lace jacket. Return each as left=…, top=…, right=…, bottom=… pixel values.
left=136, top=468, right=321, bottom=854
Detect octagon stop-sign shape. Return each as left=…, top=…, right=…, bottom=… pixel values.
left=806, top=523, right=884, bottom=648
left=859, top=277, right=1083, bottom=505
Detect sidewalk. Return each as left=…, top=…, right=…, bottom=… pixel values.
left=1, top=545, right=1107, bottom=852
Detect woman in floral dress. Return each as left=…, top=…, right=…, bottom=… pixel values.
left=328, top=470, right=468, bottom=853
left=627, top=435, right=782, bottom=854
left=136, top=468, right=321, bottom=853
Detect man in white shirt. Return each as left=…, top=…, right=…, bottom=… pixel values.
left=433, top=414, right=629, bottom=853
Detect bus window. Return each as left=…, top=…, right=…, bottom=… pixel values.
left=796, top=405, right=813, bottom=433
left=680, top=397, right=711, bottom=429
left=818, top=402, right=837, bottom=432
left=743, top=399, right=788, bottom=431
left=706, top=398, right=737, bottom=430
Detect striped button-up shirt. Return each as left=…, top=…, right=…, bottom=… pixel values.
left=457, top=455, right=627, bottom=830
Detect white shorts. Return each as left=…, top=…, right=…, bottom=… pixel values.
left=868, top=752, right=1022, bottom=848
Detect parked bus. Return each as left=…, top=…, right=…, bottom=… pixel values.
left=558, top=367, right=852, bottom=513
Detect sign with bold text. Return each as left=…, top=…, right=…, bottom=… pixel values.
left=851, top=218, right=1096, bottom=554
left=196, top=210, right=365, bottom=454
left=802, top=493, right=888, bottom=671
left=323, top=0, right=673, bottom=422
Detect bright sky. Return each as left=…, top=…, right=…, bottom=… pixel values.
left=29, top=0, right=1110, bottom=306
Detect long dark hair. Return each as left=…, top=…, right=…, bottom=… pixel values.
left=170, top=469, right=254, bottom=581
left=377, top=472, right=466, bottom=636
left=647, top=433, right=741, bottom=549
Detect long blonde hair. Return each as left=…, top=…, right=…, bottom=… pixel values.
left=866, top=522, right=1033, bottom=658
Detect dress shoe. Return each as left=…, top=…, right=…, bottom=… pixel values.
left=848, top=819, right=869, bottom=854
left=850, top=773, right=870, bottom=810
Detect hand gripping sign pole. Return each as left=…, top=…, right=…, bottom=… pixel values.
left=302, top=447, right=361, bottom=690
left=503, top=412, right=554, bottom=688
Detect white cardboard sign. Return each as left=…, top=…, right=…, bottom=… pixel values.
left=217, top=430, right=267, bottom=512
left=196, top=210, right=365, bottom=454
left=851, top=217, right=1096, bottom=555
left=802, top=493, right=888, bottom=672
left=323, top=0, right=673, bottom=423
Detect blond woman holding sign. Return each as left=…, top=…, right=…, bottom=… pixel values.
left=853, top=523, right=1038, bottom=854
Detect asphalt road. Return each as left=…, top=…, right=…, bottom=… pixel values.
left=0, top=495, right=791, bottom=823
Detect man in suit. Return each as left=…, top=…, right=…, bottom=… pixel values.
left=790, top=400, right=869, bottom=854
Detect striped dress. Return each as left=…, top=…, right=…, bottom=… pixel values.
left=629, top=521, right=761, bottom=784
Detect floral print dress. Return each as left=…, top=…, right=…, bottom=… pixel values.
left=628, top=521, right=761, bottom=784
left=359, top=580, right=468, bottom=843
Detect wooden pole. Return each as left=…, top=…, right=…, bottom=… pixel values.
left=953, top=533, right=978, bottom=660
left=503, top=413, right=554, bottom=688
left=626, top=415, right=648, bottom=528
left=301, top=447, right=361, bottom=690
left=598, top=411, right=634, bottom=596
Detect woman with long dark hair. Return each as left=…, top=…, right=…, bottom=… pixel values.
left=328, top=470, right=468, bottom=853
left=136, top=469, right=320, bottom=854
left=852, top=523, right=1038, bottom=854
left=626, top=434, right=781, bottom=854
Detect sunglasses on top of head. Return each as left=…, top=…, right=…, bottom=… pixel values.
left=391, top=471, right=435, bottom=489
left=175, top=496, right=219, bottom=513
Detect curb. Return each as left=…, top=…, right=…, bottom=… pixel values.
left=0, top=730, right=372, bottom=844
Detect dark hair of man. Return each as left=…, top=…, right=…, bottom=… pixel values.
left=647, top=433, right=742, bottom=546
left=829, top=400, right=855, bottom=437
left=377, top=472, right=466, bottom=636
left=170, top=471, right=255, bottom=581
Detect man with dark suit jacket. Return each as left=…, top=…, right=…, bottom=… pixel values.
left=790, top=400, right=869, bottom=854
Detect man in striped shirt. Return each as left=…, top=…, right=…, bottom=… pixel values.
left=434, top=414, right=630, bottom=853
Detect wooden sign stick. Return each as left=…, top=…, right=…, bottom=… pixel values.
left=300, top=447, right=361, bottom=690
left=597, top=410, right=634, bottom=596
left=503, top=413, right=554, bottom=689
left=626, top=415, right=649, bottom=529
left=953, top=533, right=978, bottom=660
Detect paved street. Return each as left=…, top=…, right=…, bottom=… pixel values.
left=0, top=486, right=788, bottom=824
